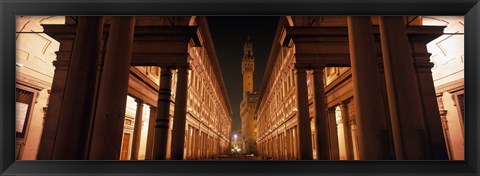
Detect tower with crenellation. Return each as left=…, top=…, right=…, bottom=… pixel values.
left=240, top=35, right=259, bottom=155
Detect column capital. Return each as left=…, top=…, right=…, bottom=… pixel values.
left=149, top=105, right=157, bottom=111
left=311, top=66, right=326, bottom=76
left=160, top=67, right=173, bottom=78
left=135, top=98, right=144, bottom=104
left=294, top=63, right=309, bottom=72
left=160, top=65, right=175, bottom=71
left=176, top=63, right=190, bottom=71
left=341, top=98, right=352, bottom=105
left=311, top=64, right=327, bottom=71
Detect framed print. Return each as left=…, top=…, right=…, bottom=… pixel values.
left=1, top=0, right=479, bottom=176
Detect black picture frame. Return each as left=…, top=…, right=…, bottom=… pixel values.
left=1, top=0, right=479, bottom=176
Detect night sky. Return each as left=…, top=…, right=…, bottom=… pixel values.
left=206, top=16, right=279, bottom=130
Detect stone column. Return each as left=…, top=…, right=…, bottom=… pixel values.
left=208, top=135, right=212, bottom=158
left=339, top=100, right=354, bottom=160
left=347, top=16, right=392, bottom=160
left=437, top=94, right=452, bottom=159
left=170, top=65, right=190, bottom=160
left=37, top=30, right=75, bottom=160
left=412, top=42, right=449, bottom=160
left=50, top=16, right=104, bottom=160
left=192, top=128, right=198, bottom=160
left=379, top=16, right=430, bottom=160
left=130, top=99, right=144, bottom=160
left=312, top=66, right=331, bottom=160
left=294, top=64, right=313, bottom=160
left=195, top=129, right=200, bottom=159
left=88, top=16, right=136, bottom=160
left=145, top=106, right=157, bottom=160
left=200, top=133, right=205, bottom=159
left=153, top=67, right=173, bottom=160
left=327, top=108, right=340, bottom=160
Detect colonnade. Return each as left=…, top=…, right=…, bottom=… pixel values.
left=184, top=124, right=224, bottom=159
left=256, top=16, right=448, bottom=160
left=37, top=16, right=232, bottom=160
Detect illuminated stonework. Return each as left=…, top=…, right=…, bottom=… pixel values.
left=256, top=16, right=462, bottom=160
left=14, top=16, right=464, bottom=161
left=240, top=36, right=259, bottom=155
left=17, top=16, right=232, bottom=160
left=15, top=16, right=64, bottom=160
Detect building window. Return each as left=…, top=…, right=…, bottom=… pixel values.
left=16, top=87, right=34, bottom=138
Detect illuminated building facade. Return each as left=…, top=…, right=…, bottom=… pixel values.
left=16, top=16, right=232, bottom=160
left=256, top=16, right=464, bottom=160
left=14, top=16, right=464, bottom=161
left=15, top=16, right=64, bottom=160
left=240, top=36, right=259, bottom=155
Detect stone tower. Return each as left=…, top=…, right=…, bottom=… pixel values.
left=240, top=36, right=259, bottom=155
left=242, top=35, right=254, bottom=96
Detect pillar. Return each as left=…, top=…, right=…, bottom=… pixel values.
left=312, top=66, right=331, bottom=160
left=437, top=93, right=452, bottom=159
left=294, top=64, right=313, bottom=160
left=413, top=44, right=449, bottom=160
left=193, top=129, right=198, bottom=159
left=347, top=16, right=392, bottom=159
left=88, top=16, right=136, bottom=160
left=50, top=16, right=104, bottom=160
left=339, top=100, right=354, bottom=160
left=153, top=67, right=173, bottom=160
left=145, top=106, right=157, bottom=160
left=37, top=28, right=76, bottom=160
left=379, top=16, right=431, bottom=159
left=130, top=99, right=144, bottom=160
left=170, top=65, right=190, bottom=160
left=327, top=108, right=340, bottom=160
